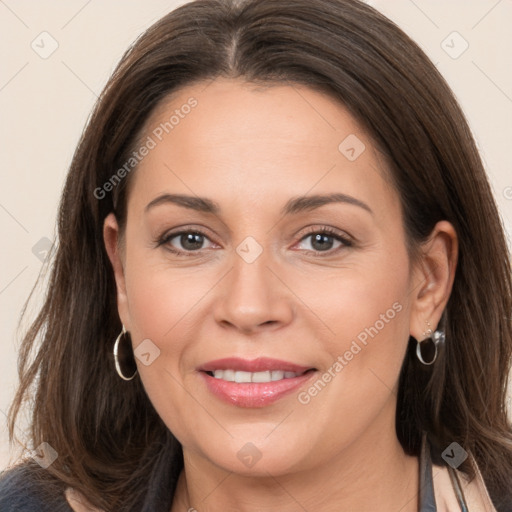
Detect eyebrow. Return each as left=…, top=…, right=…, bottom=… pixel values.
left=144, top=192, right=373, bottom=216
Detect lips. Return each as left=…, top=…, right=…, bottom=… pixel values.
left=211, top=369, right=301, bottom=383
left=198, top=357, right=313, bottom=374
left=197, top=357, right=317, bottom=408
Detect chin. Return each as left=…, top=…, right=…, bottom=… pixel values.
left=195, top=430, right=315, bottom=477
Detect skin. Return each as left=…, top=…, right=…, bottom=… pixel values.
left=101, top=78, right=458, bottom=512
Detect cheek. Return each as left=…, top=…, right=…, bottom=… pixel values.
left=290, top=272, right=410, bottom=464
left=310, top=250, right=411, bottom=402
left=123, top=247, right=207, bottom=345
left=122, top=254, right=205, bottom=440
left=308, top=252, right=410, bottom=359
left=333, top=272, right=408, bottom=356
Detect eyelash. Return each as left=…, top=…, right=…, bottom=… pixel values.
left=155, top=226, right=353, bottom=257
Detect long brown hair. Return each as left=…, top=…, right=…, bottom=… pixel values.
left=6, top=0, right=512, bottom=510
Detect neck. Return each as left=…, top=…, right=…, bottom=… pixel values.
left=171, top=406, right=419, bottom=512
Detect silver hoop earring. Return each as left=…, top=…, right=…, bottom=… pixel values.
left=113, top=325, right=138, bottom=380
left=416, top=320, right=445, bottom=366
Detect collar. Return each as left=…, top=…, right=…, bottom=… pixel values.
left=419, top=432, right=469, bottom=512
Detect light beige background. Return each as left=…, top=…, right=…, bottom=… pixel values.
left=1, top=0, right=511, bottom=470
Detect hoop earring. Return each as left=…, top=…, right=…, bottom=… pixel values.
left=113, top=325, right=138, bottom=380
left=416, top=320, right=445, bottom=366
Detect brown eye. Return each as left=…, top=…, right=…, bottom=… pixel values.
left=296, top=227, right=352, bottom=254
left=174, top=232, right=205, bottom=251
left=158, top=229, right=215, bottom=256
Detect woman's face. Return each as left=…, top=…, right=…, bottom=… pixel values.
left=104, top=78, right=440, bottom=476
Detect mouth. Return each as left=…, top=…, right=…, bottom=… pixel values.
left=197, top=357, right=318, bottom=407
left=204, top=368, right=315, bottom=383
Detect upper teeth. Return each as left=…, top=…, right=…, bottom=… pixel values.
left=212, top=370, right=300, bottom=383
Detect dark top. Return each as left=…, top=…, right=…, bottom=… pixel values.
left=0, top=462, right=73, bottom=511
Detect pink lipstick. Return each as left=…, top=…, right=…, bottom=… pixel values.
left=197, top=357, right=317, bottom=408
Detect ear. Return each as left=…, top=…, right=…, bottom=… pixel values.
left=409, top=220, right=458, bottom=340
left=103, top=212, right=131, bottom=330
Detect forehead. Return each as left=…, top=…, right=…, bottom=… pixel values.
left=143, top=78, right=366, bottom=155
left=126, top=78, right=397, bottom=219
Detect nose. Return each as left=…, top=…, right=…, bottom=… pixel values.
left=213, top=245, right=295, bottom=335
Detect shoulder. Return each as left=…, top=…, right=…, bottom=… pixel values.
left=433, top=461, right=512, bottom=512
left=459, top=461, right=512, bottom=512
left=0, top=461, right=73, bottom=512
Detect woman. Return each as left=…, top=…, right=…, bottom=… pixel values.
left=1, top=0, right=511, bottom=510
